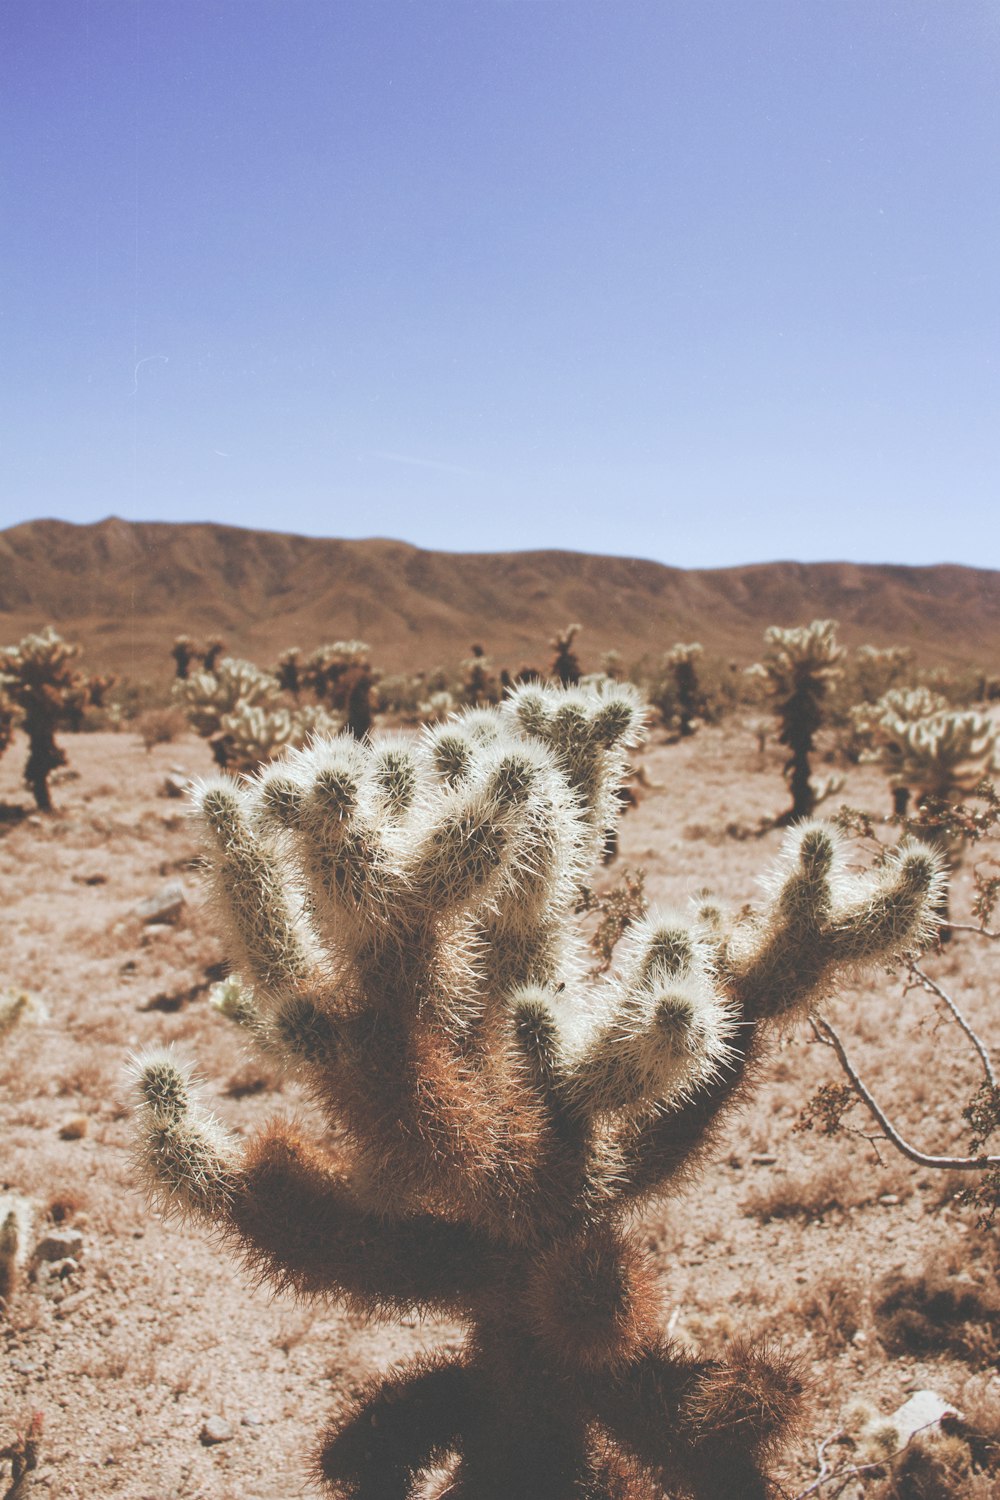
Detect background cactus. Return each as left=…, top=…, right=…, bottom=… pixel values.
left=210, top=701, right=342, bottom=772
left=301, top=641, right=375, bottom=738
left=173, top=657, right=282, bottom=742
left=131, top=682, right=943, bottom=1500
left=550, top=623, right=582, bottom=686
left=874, top=707, right=998, bottom=840
left=0, top=626, right=97, bottom=811
left=750, top=620, right=843, bottom=824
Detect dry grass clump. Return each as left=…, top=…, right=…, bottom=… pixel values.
left=136, top=706, right=187, bottom=750
left=798, top=1269, right=866, bottom=1351
left=743, top=1163, right=847, bottom=1224
left=873, top=1266, right=1000, bottom=1367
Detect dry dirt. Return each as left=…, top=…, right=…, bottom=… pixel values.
left=2, top=717, right=998, bottom=1498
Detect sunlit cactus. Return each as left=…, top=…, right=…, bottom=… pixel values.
left=131, top=681, right=944, bottom=1500
left=750, top=620, right=843, bottom=823
left=845, top=686, right=949, bottom=776
left=210, top=701, right=341, bottom=772
left=173, top=657, right=282, bottom=742
left=875, top=707, right=997, bottom=826
left=550, top=623, right=582, bottom=686
left=0, top=626, right=96, bottom=811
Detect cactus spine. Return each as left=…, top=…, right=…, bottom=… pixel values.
left=132, top=681, right=943, bottom=1500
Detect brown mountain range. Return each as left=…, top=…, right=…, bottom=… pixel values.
left=0, top=517, right=997, bottom=682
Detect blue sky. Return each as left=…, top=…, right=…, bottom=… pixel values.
left=3, top=1, right=998, bottom=567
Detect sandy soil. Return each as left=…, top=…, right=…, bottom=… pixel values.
left=1, top=720, right=998, bottom=1498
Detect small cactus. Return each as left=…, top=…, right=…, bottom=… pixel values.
left=171, top=635, right=200, bottom=680
left=0, top=627, right=96, bottom=811
left=750, top=620, right=843, bottom=824
left=131, top=681, right=943, bottom=1500
left=0, top=1192, right=33, bottom=1306
left=657, top=643, right=707, bottom=738
left=550, top=624, right=582, bottom=686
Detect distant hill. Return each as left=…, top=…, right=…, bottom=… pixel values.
left=1, top=517, right=997, bottom=681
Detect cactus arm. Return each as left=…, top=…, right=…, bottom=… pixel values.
left=586, top=1337, right=801, bottom=1500
left=316, top=1354, right=477, bottom=1500
left=223, top=1121, right=493, bottom=1314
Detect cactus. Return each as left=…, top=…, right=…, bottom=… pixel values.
left=460, top=645, right=500, bottom=708
left=0, top=627, right=97, bottom=811
left=173, top=657, right=282, bottom=741
left=275, top=648, right=302, bottom=698
left=875, top=707, right=997, bottom=833
left=550, top=624, right=582, bottom=686
left=302, top=642, right=375, bottom=739
left=131, top=681, right=944, bottom=1500
left=750, top=621, right=843, bottom=824
left=203, top=636, right=227, bottom=674
left=171, top=635, right=200, bottom=680
left=211, top=701, right=341, bottom=772
left=655, top=643, right=707, bottom=738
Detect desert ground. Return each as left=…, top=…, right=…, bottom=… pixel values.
left=2, top=713, right=998, bottom=1498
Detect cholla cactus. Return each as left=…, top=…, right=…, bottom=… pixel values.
left=751, top=620, right=843, bottom=823
left=275, top=648, right=302, bottom=698
left=0, top=626, right=95, bottom=811
left=461, top=645, right=499, bottom=707
left=302, top=642, right=374, bottom=739
left=171, top=635, right=200, bottom=680
left=660, top=643, right=707, bottom=738
left=173, top=657, right=281, bottom=741
left=550, top=623, right=582, bottom=686
left=845, top=686, right=949, bottom=776
left=877, top=708, right=997, bottom=817
left=131, top=681, right=943, bottom=1500
left=849, top=644, right=913, bottom=706
left=212, top=702, right=341, bottom=772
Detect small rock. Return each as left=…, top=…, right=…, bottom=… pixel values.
left=135, top=882, right=186, bottom=925
left=852, top=1330, right=868, bottom=1346
left=58, top=1114, right=89, bottom=1140
left=161, top=774, right=189, bottom=800
left=34, top=1229, right=84, bottom=1263
left=241, top=1410, right=264, bottom=1427
left=879, top=1194, right=900, bottom=1206
left=200, top=1416, right=234, bottom=1445
left=890, top=1390, right=961, bottom=1442
left=38, top=1256, right=79, bottom=1286
left=750, top=1153, right=778, bottom=1166
left=10, top=1360, right=36, bottom=1375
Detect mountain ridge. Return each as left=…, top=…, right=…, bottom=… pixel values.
left=1, top=517, right=997, bottom=680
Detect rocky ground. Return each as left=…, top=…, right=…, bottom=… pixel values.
left=1, top=718, right=998, bottom=1498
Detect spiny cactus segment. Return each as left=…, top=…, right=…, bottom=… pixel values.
left=131, top=681, right=944, bottom=1500
left=0, top=626, right=101, bottom=811
left=750, top=620, right=843, bottom=824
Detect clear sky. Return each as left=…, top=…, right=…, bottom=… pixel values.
left=3, top=1, right=998, bottom=568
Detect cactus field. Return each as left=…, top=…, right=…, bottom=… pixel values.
left=2, top=697, right=999, bottom=1498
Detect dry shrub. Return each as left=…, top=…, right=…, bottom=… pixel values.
left=743, top=1164, right=846, bottom=1224
left=136, top=706, right=187, bottom=751
left=873, top=1266, right=1000, bottom=1367
left=798, top=1269, right=865, bottom=1351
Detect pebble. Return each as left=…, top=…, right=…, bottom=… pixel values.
left=200, top=1417, right=234, bottom=1445
left=59, top=1115, right=90, bottom=1140
left=750, top=1153, right=777, bottom=1166
left=241, top=1410, right=264, bottom=1427
left=879, top=1194, right=900, bottom=1206
left=135, top=882, right=186, bottom=925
